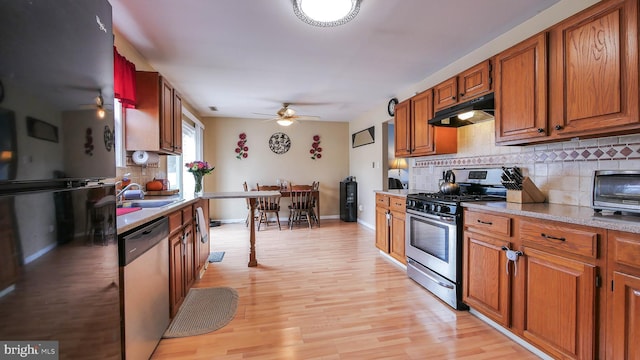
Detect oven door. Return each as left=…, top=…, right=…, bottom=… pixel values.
left=405, top=210, right=458, bottom=282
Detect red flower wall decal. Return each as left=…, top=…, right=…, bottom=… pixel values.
left=310, top=134, right=322, bottom=160
left=235, top=133, right=248, bottom=159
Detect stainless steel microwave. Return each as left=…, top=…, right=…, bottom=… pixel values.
left=593, top=170, right=640, bottom=214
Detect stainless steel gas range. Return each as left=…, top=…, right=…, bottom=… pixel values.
left=405, top=168, right=506, bottom=310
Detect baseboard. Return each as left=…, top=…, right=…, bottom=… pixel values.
left=379, top=251, right=407, bottom=271
left=468, top=308, right=553, bottom=360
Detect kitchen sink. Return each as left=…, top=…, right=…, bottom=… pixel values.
left=119, top=199, right=182, bottom=208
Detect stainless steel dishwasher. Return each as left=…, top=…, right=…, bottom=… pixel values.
left=119, top=217, right=170, bottom=360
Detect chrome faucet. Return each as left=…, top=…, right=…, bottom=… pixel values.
left=116, top=183, right=143, bottom=204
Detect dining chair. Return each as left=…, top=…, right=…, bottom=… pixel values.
left=256, top=185, right=282, bottom=230
left=287, top=184, right=314, bottom=229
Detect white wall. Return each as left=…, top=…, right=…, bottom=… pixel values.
left=350, top=0, right=600, bottom=229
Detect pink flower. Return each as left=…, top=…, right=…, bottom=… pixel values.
left=242, top=153, right=248, bottom=158
left=316, top=153, right=322, bottom=159
left=310, top=149, right=315, bottom=154
left=239, top=133, right=247, bottom=140
left=243, top=146, right=248, bottom=151
left=317, top=147, right=322, bottom=152
left=313, top=135, right=320, bottom=141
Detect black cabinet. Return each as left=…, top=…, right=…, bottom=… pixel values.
left=340, top=180, right=357, bottom=222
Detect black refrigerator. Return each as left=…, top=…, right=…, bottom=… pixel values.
left=0, top=1, right=121, bottom=359
left=340, top=178, right=357, bottom=222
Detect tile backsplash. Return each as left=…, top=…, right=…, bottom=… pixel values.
left=410, top=121, right=640, bottom=207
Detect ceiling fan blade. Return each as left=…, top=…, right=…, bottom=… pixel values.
left=294, top=115, right=321, bottom=120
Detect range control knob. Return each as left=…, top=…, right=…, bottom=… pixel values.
left=439, top=205, right=450, bottom=214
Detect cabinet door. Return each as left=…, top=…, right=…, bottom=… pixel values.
left=611, top=271, right=640, bottom=360
left=183, top=223, right=195, bottom=290
left=160, top=77, right=174, bottom=153
left=172, top=90, right=183, bottom=154
left=375, top=206, right=389, bottom=252
left=521, top=247, right=596, bottom=360
left=433, top=77, right=457, bottom=112
left=463, top=232, right=511, bottom=327
left=394, top=100, right=411, bottom=157
left=458, top=60, right=492, bottom=101
left=169, top=233, right=185, bottom=318
left=549, top=0, right=639, bottom=138
left=410, top=90, right=435, bottom=157
left=495, top=32, right=548, bottom=144
left=389, top=209, right=406, bottom=264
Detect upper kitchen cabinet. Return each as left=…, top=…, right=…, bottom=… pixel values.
left=395, top=90, right=457, bottom=158
left=126, top=71, right=183, bottom=155
left=433, top=60, right=492, bottom=112
left=548, top=0, right=639, bottom=139
left=494, top=33, right=548, bottom=145
left=496, top=0, right=640, bottom=145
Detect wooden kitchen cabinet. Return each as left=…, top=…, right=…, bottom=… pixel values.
left=375, top=193, right=406, bottom=264
left=494, top=32, right=548, bottom=145
left=607, top=230, right=640, bottom=360
left=126, top=71, right=183, bottom=155
left=548, top=0, right=640, bottom=139
left=463, top=210, right=603, bottom=359
left=463, top=210, right=512, bottom=327
left=168, top=204, right=196, bottom=318
left=0, top=198, right=19, bottom=292
left=394, top=89, right=457, bottom=158
left=496, top=0, right=640, bottom=146
left=433, top=60, right=492, bottom=112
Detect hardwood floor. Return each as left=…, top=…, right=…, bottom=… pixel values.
left=152, top=220, right=539, bottom=360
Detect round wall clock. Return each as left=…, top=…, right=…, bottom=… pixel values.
left=269, top=132, right=291, bottom=154
left=387, top=98, right=398, bottom=117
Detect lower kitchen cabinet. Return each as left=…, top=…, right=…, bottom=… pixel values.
left=463, top=209, right=603, bottom=359
left=519, top=247, right=596, bottom=359
left=375, top=193, right=406, bottom=264
left=607, top=230, right=640, bottom=360
left=463, top=210, right=512, bottom=326
left=168, top=204, right=196, bottom=318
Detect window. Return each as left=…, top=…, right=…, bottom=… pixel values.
left=166, top=109, right=204, bottom=194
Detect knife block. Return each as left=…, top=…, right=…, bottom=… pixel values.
left=506, top=177, right=545, bottom=203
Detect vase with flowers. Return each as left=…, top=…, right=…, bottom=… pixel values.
left=185, top=160, right=214, bottom=196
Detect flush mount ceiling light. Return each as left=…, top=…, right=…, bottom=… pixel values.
left=293, top=0, right=361, bottom=27
left=277, top=118, right=294, bottom=126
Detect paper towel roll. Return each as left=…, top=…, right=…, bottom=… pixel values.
left=123, top=189, right=144, bottom=200
left=132, top=150, right=148, bottom=165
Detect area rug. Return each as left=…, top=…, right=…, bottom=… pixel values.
left=163, top=287, right=238, bottom=338
left=208, top=251, right=225, bottom=263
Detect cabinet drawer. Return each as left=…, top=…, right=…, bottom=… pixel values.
left=520, top=220, right=599, bottom=259
left=168, top=211, right=182, bottom=234
left=389, top=196, right=406, bottom=213
left=182, top=205, right=193, bottom=224
left=610, top=231, right=640, bottom=269
left=376, top=194, right=390, bottom=208
left=464, top=210, right=511, bottom=237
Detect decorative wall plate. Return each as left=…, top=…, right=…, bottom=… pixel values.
left=269, top=132, right=291, bottom=154
left=103, top=125, right=114, bottom=151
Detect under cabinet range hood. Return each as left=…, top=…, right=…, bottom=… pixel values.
left=429, top=92, right=495, bottom=127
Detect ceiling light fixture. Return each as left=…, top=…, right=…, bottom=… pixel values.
left=277, top=119, right=294, bottom=126
left=293, top=0, right=361, bottom=27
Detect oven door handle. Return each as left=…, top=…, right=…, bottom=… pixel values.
left=408, top=260, right=454, bottom=289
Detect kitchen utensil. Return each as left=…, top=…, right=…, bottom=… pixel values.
left=440, top=170, right=460, bottom=194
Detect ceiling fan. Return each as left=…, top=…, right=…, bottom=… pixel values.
left=255, top=103, right=320, bottom=126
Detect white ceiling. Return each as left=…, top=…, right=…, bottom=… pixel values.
left=109, top=0, right=560, bottom=123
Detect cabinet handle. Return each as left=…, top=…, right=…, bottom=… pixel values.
left=451, top=96, right=456, bottom=100
left=554, top=125, right=563, bottom=130
left=459, top=93, right=465, bottom=97
left=541, top=233, right=565, bottom=241
left=477, top=219, right=493, bottom=225
left=537, top=128, right=545, bottom=133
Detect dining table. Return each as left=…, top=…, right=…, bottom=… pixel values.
left=203, top=190, right=281, bottom=267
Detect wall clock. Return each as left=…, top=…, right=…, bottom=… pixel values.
left=269, top=132, right=291, bottom=154
left=387, top=98, right=398, bottom=117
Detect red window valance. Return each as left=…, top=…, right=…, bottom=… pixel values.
left=114, top=47, right=137, bottom=108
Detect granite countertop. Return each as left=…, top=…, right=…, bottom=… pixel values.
left=116, top=193, right=200, bottom=234
left=375, top=189, right=429, bottom=197
left=463, top=201, right=640, bottom=234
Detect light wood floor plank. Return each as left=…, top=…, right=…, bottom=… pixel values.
left=151, top=220, right=540, bottom=359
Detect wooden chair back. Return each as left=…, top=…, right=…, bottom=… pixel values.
left=255, top=184, right=282, bottom=230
